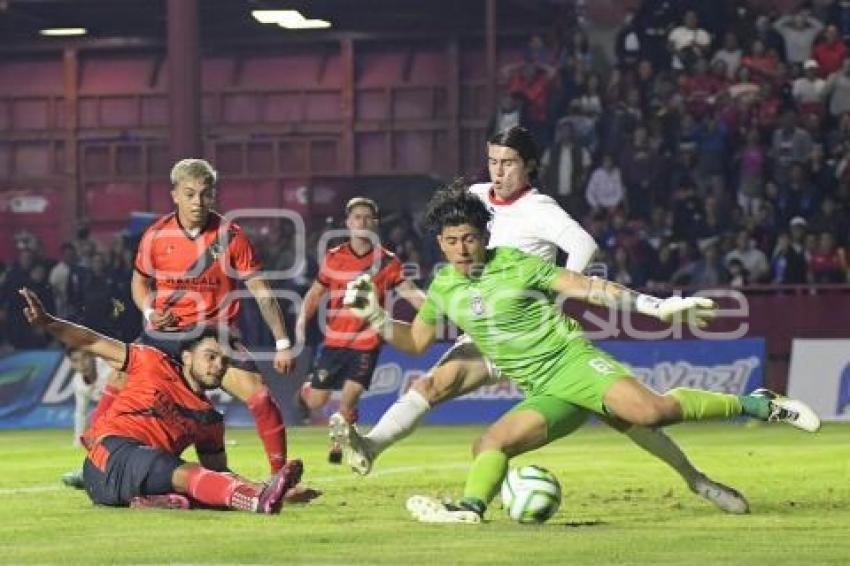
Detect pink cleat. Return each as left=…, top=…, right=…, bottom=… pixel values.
left=257, top=459, right=304, bottom=514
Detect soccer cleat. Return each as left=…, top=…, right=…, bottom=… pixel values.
left=257, top=458, right=304, bottom=514
left=129, top=493, right=191, bottom=510
left=344, top=423, right=375, bottom=476
left=60, top=469, right=85, bottom=490
left=689, top=474, right=750, bottom=514
left=752, top=389, right=821, bottom=433
left=328, top=412, right=348, bottom=465
left=405, top=495, right=481, bottom=524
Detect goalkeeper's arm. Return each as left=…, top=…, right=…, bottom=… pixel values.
left=548, top=270, right=716, bottom=327
left=343, top=275, right=436, bottom=355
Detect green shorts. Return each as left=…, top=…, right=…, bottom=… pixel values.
left=508, top=339, right=629, bottom=440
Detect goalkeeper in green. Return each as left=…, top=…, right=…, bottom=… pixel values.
left=343, top=182, right=821, bottom=524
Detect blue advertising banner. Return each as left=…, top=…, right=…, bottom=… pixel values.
left=0, top=338, right=765, bottom=428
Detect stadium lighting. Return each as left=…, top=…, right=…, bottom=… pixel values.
left=251, top=9, right=331, bottom=29
left=39, top=27, right=87, bottom=36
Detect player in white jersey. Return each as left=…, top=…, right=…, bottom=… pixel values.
left=62, top=348, right=125, bottom=488
left=341, top=126, right=749, bottom=514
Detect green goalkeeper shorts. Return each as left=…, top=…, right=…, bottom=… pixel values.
left=508, top=339, right=630, bottom=439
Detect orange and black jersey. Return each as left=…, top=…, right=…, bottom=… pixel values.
left=318, top=242, right=404, bottom=351
left=83, top=345, right=224, bottom=459
left=134, top=211, right=261, bottom=329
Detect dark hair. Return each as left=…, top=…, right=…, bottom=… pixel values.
left=179, top=327, right=236, bottom=355
left=424, top=179, right=491, bottom=235
left=487, top=126, right=540, bottom=178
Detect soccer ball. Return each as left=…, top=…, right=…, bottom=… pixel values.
left=500, top=464, right=561, bottom=524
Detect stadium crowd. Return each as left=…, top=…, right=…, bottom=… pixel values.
left=2, top=0, right=850, bottom=353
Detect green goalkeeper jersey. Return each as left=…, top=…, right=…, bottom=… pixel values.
left=417, top=247, right=586, bottom=394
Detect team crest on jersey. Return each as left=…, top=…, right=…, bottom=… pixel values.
left=470, top=291, right=486, bottom=316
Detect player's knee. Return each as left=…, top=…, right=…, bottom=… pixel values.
left=411, top=376, right=438, bottom=403
left=226, top=370, right=265, bottom=401
left=626, top=399, right=674, bottom=427
left=473, top=430, right=507, bottom=456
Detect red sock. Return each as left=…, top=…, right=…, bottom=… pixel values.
left=185, top=467, right=260, bottom=511
left=90, top=385, right=120, bottom=427
left=247, top=387, right=287, bottom=473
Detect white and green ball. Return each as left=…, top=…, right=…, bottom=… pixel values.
left=500, top=465, right=562, bottom=523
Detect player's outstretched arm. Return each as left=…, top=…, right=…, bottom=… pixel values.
left=548, top=270, right=717, bottom=328
left=19, top=287, right=128, bottom=368
left=343, top=275, right=436, bottom=354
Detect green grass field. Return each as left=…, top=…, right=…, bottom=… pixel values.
left=1, top=423, right=849, bottom=565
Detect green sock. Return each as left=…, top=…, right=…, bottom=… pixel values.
left=738, top=394, right=771, bottom=420
left=667, top=388, right=743, bottom=421
left=462, top=449, right=508, bottom=509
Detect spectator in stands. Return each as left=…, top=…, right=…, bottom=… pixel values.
left=793, top=59, right=827, bottom=116
left=668, top=10, right=712, bottom=71
left=0, top=248, right=47, bottom=349
left=742, top=39, right=781, bottom=84
left=807, top=143, right=838, bottom=196
left=825, top=57, right=850, bottom=118
left=619, top=124, right=661, bottom=220
left=808, top=231, right=848, bottom=282
left=713, top=32, right=743, bottom=79
left=737, top=128, right=766, bottom=215
left=773, top=8, right=824, bottom=65
left=585, top=154, right=625, bottom=213
left=810, top=194, right=848, bottom=238
left=71, top=251, right=121, bottom=337
left=681, top=241, right=728, bottom=287
left=540, top=120, right=591, bottom=214
left=71, top=221, right=98, bottom=269
left=772, top=232, right=808, bottom=283
left=726, top=258, right=750, bottom=287
left=49, top=242, right=79, bottom=319
left=502, top=57, right=557, bottom=146
left=771, top=111, right=814, bottom=184
left=615, top=9, right=643, bottom=66
left=608, top=246, right=636, bottom=287
left=781, top=163, right=821, bottom=222
left=726, top=230, right=770, bottom=283
left=487, top=91, right=526, bottom=139
left=812, top=25, right=847, bottom=77
left=754, top=14, right=788, bottom=62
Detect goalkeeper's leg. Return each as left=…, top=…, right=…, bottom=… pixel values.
left=603, top=417, right=749, bottom=514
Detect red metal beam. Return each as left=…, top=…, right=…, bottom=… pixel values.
left=166, top=0, right=201, bottom=161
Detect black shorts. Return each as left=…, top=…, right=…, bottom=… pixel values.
left=308, top=346, right=380, bottom=391
left=136, top=326, right=259, bottom=373
left=83, top=436, right=184, bottom=506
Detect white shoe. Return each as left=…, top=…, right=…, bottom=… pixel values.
left=344, top=424, right=375, bottom=476
left=769, top=398, right=821, bottom=433
left=405, top=495, right=481, bottom=524
left=689, top=474, right=750, bottom=514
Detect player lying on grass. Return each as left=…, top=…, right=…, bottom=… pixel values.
left=20, top=287, right=306, bottom=514
left=340, top=126, right=749, bottom=514
left=343, top=184, right=820, bottom=523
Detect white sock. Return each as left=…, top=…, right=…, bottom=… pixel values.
left=624, top=426, right=702, bottom=486
left=365, top=389, right=431, bottom=455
